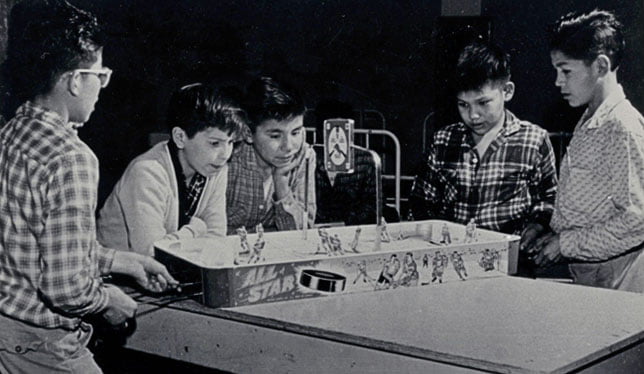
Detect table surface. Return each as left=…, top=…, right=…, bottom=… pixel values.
left=158, top=276, right=644, bottom=373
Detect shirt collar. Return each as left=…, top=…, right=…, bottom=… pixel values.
left=16, top=101, right=68, bottom=130
left=582, top=84, right=626, bottom=130
left=456, top=109, right=521, bottom=145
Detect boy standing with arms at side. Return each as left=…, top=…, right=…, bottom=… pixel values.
left=226, top=76, right=316, bottom=234
left=0, top=1, right=176, bottom=372
left=533, top=10, right=644, bottom=292
left=98, top=83, right=246, bottom=255
left=410, top=42, right=558, bottom=275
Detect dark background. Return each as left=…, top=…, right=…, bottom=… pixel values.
left=1, top=0, right=643, bottom=211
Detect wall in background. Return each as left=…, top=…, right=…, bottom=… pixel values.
left=1, top=0, right=642, bottom=207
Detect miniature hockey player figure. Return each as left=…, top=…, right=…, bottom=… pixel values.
left=249, top=223, right=265, bottom=263
left=398, top=252, right=420, bottom=287
left=375, top=254, right=401, bottom=290
left=352, top=259, right=375, bottom=285
left=451, top=251, right=468, bottom=281
left=431, top=251, right=449, bottom=283
left=330, top=234, right=345, bottom=255
left=478, top=248, right=496, bottom=271
left=464, top=218, right=477, bottom=243
left=237, top=226, right=251, bottom=255
left=380, top=217, right=392, bottom=242
left=440, top=223, right=451, bottom=244
left=422, top=253, right=429, bottom=268
left=315, top=228, right=334, bottom=255
left=349, top=227, right=362, bottom=253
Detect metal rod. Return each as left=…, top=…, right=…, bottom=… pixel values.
left=352, top=144, right=382, bottom=251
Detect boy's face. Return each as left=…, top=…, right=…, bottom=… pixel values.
left=70, top=51, right=105, bottom=124
left=550, top=50, right=599, bottom=108
left=180, top=127, right=234, bottom=178
left=251, top=115, right=304, bottom=168
left=456, top=81, right=513, bottom=137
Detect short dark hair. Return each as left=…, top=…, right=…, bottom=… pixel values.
left=1, top=0, right=104, bottom=114
left=243, top=76, right=305, bottom=133
left=453, top=42, right=511, bottom=94
left=166, top=83, right=247, bottom=139
left=549, top=9, right=624, bottom=70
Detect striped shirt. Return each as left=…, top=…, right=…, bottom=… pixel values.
left=410, top=110, right=557, bottom=234
left=0, top=102, right=114, bottom=330
left=226, top=141, right=316, bottom=235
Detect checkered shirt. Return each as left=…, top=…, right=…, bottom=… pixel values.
left=226, top=141, right=316, bottom=235
left=0, top=102, right=114, bottom=330
left=551, top=85, right=644, bottom=261
left=410, top=110, right=557, bottom=234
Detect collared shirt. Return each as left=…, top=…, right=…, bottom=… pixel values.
left=315, top=146, right=381, bottom=225
left=167, top=139, right=206, bottom=227
left=410, top=110, right=557, bottom=234
left=0, top=102, right=114, bottom=330
left=551, top=85, right=644, bottom=264
left=226, top=141, right=316, bottom=235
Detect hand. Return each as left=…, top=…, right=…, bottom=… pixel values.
left=533, top=233, right=563, bottom=268
left=102, top=285, right=137, bottom=325
left=520, top=223, right=545, bottom=256
left=273, top=147, right=307, bottom=201
left=112, top=252, right=178, bottom=293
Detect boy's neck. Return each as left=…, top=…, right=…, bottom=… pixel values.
left=586, top=72, right=619, bottom=118
left=32, top=94, right=69, bottom=124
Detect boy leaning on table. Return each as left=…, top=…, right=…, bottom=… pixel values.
left=98, top=83, right=247, bottom=256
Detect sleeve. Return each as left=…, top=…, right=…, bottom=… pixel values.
left=38, top=151, right=109, bottom=316
left=195, top=166, right=227, bottom=237
left=108, top=160, right=196, bottom=256
left=274, top=145, right=317, bottom=230
left=560, top=125, right=644, bottom=260
left=528, top=131, right=557, bottom=228
left=409, top=144, right=442, bottom=221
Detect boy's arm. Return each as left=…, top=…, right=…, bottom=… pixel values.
left=105, top=161, right=201, bottom=256
left=528, top=132, right=558, bottom=227
left=560, top=127, right=644, bottom=261
left=197, top=165, right=228, bottom=237
left=274, top=146, right=317, bottom=230
left=38, top=151, right=109, bottom=317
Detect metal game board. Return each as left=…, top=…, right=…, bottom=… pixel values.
left=154, top=220, right=519, bottom=308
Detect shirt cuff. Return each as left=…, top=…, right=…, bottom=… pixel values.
left=97, top=245, right=116, bottom=275
left=559, top=229, right=579, bottom=259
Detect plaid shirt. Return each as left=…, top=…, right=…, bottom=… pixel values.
left=0, top=102, right=114, bottom=330
left=410, top=110, right=557, bottom=234
left=315, top=146, right=380, bottom=225
left=226, top=141, right=316, bottom=235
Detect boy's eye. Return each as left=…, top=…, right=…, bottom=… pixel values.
left=292, top=128, right=302, bottom=136
left=457, top=102, right=468, bottom=108
left=479, top=100, right=491, bottom=105
left=210, top=141, right=220, bottom=147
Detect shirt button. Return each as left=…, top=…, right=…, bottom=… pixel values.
left=259, top=204, right=264, bottom=210
left=15, top=345, right=22, bottom=353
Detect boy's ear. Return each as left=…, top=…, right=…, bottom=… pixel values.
left=66, top=71, right=82, bottom=96
left=594, top=54, right=611, bottom=76
left=171, top=127, right=187, bottom=149
left=502, top=81, right=515, bottom=102
left=241, top=124, right=253, bottom=143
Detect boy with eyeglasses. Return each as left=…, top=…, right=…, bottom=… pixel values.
left=226, top=76, right=316, bottom=234
left=0, top=1, right=177, bottom=372
left=98, top=83, right=246, bottom=255
left=532, top=10, right=644, bottom=292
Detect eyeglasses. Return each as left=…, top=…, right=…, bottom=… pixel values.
left=71, top=67, right=112, bottom=88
